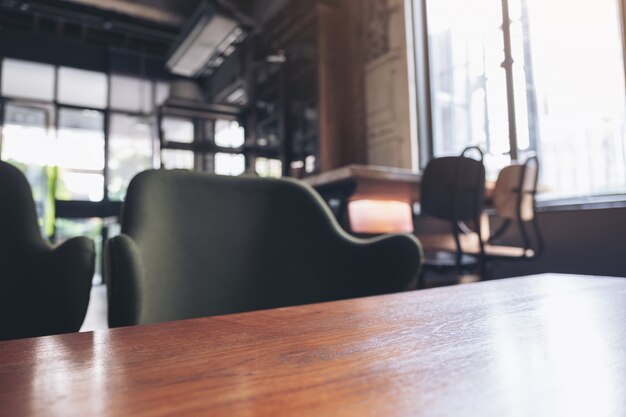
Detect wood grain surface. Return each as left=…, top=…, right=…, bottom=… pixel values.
left=1, top=274, right=625, bottom=417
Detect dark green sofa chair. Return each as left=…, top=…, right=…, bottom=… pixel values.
left=0, top=161, right=95, bottom=340
left=105, top=170, right=422, bottom=327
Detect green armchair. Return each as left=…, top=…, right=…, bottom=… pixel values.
left=0, top=161, right=95, bottom=340
left=105, top=170, right=422, bottom=327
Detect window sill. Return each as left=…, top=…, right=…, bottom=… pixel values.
left=535, top=195, right=626, bottom=212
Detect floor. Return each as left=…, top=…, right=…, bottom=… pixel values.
left=80, top=285, right=108, bottom=332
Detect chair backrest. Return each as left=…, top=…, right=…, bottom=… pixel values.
left=493, top=156, right=539, bottom=221
left=0, top=161, right=45, bottom=253
left=109, top=170, right=420, bottom=326
left=420, top=154, right=486, bottom=222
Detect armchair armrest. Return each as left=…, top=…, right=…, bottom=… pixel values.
left=46, top=236, right=95, bottom=334
left=105, top=234, right=143, bottom=328
left=337, top=233, right=423, bottom=297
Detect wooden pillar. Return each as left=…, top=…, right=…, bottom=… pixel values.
left=317, top=0, right=367, bottom=172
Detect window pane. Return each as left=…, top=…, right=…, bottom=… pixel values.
left=155, top=81, right=170, bottom=106
left=255, top=157, right=282, bottom=178
left=55, top=108, right=105, bottom=201
left=162, top=149, right=194, bottom=169
left=1, top=104, right=53, bottom=166
left=108, top=114, right=154, bottom=200
left=161, top=117, right=194, bottom=143
left=215, top=120, right=244, bottom=148
left=110, top=74, right=153, bottom=113
left=57, top=67, right=108, bottom=108
left=1, top=59, right=55, bottom=101
left=215, top=153, right=245, bottom=176
left=516, top=0, right=626, bottom=199
left=426, top=0, right=510, bottom=177
left=1, top=103, right=55, bottom=236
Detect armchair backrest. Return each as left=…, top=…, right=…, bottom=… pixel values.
left=0, top=161, right=94, bottom=340
left=108, top=170, right=421, bottom=326
left=0, top=161, right=45, bottom=253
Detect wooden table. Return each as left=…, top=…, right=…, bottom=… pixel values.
left=302, top=164, right=422, bottom=203
left=301, top=165, right=421, bottom=231
left=1, top=274, right=625, bottom=417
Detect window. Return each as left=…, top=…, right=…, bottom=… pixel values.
left=161, top=149, right=195, bottom=169
left=214, top=153, right=245, bottom=176
left=161, top=117, right=194, bottom=143
left=155, top=81, right=170, bottom=106
left=415, top=0, right=626, bottom=199
left=55, top=108, right=105, bottom=201
left=108, top=114, right=155, bottom=200
left=511, top=0, right=626, bottom=199
left=57, top=67, right=108, bottom=109
left=214, top=120, right=245, bottom=148
left=255, top=157, right=282, bottom=178
left=425, top=0, right=509, bottom=177
left=1, top=59, right=55, bottom=101
left=110, top=74, right=153, bottom=113
left=0, top=57, right=175, bottom=251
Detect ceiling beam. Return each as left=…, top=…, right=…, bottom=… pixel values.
left=61, top=0, right=186, bottom=27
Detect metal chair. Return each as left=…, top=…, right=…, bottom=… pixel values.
left=416, top=147, right=486, bottom=288
left=483, top=155, right=544, bottom=263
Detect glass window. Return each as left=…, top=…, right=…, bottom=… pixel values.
left=1, top=104, right=53, bottom=166
left=305, top=155, right=316, bottom=173
left=57, top=67, right=108, bottom=108
left=255, top=157, right=282, bottom=178
left=215, top=153, right=245, bottom=176
left=1, top=59, right=55, bottom=101
left=55, top=108, right=105, bottom=201
left=511, top=0, right=626, bottom=199
left=425, top=0, right=509, bottom=178
left=214, top=120, right=245, bottom=148
left=419, top=0, right=626, bottom=199
left=161, top=149, right=194, bottom=169
left=110, top=74, right=153, bottom=113
left=161, top=117, right=194, bottom=143
left=155, top=81, right=170, bottom=106
left=108, top=114, right=154, bottom=200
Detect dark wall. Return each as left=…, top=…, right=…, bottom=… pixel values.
left=0, top=27, right=107, bottom=72
left=0, top=27, right=170, bottom=79
left=492, top=206, right=626, bottom=278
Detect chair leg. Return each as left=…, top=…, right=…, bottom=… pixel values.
left=482, top=258, right=493, bottom=281
left=478, top=253, right=487, bottom=281
left=418, top=269, right=426, bottom=289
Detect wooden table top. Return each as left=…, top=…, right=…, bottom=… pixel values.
left=1, top=274, right=625, bottom=417
left=301, top=164, right=422, bottom=188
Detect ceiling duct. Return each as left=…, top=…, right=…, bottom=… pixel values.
left=166, top=2, right=244, bottom=78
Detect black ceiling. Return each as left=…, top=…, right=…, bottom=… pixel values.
left=0, top=0, right=260, bottom=58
